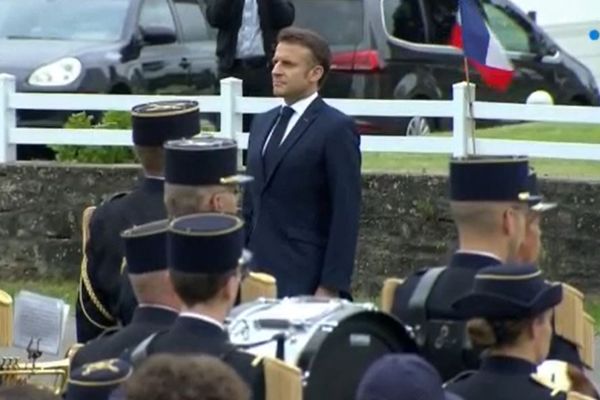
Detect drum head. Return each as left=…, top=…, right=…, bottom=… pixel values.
left=301, top=311, right=417, bottom=400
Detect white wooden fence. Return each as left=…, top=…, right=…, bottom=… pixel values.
left=1, top=73, right=600, bottom=163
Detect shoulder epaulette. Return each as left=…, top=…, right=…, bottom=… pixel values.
left=530, top=373, right=567, bottom=397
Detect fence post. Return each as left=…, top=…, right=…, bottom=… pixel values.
left=220, top=77, right=244, bottom=166
left=452, top=81, right=476, bottom=157
left=0, top=74, right=17, bottom=163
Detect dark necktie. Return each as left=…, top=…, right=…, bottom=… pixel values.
left=263, top=106, right=294, bottom=176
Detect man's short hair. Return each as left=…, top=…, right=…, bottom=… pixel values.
left=169, top=270, right=236, bottom=306
left=164, top=183, right=226, bottom=219
left=277, top=27, right=332, bottom=85
left=134, top=146, right=165, bottom=176
left=125, top=354, right=250, bottom=400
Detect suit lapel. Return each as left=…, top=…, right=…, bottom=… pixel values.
left=262, top=97, right=325, bottom=190
left=252, top=109, right=279, bottom=185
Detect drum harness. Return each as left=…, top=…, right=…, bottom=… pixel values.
left=405, top=266, right=480, bottom=380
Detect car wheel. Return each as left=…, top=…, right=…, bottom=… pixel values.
left=405, top=116, right=431, bottom=136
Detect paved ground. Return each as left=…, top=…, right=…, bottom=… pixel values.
left=2, top=316, right=600, bottom=385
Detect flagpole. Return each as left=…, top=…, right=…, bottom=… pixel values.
left=462, top=56, right=476, bottom=154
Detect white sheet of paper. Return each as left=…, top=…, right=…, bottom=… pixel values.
left=12, top=291, right=67, bottom=356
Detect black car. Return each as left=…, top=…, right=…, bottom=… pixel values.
left=0, top=0, right=219, bottom=157
left=292, top=0, right=600, bottom=135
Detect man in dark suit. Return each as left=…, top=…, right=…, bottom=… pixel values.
left=243, top=27, right=362, bottom=298
left=130, top=212, right=264, bottom=399
left=75, top=101, right=199, bottom=342
left=71, top=220, right=180, bottom=369
left=390, top=156, right=584, bottom=381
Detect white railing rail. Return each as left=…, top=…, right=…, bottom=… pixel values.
left=1, top=73, right=600, bottom=163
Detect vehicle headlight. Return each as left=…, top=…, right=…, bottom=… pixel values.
left=28, top=58, right=82, bottom=87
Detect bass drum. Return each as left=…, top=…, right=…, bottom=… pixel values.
left=226, top=296, right=417, bottom=400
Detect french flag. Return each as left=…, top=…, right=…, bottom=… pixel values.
left=450, top=0, right=514, bottom=92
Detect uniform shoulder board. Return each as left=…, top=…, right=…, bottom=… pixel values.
left=530, top=373, right=568, bottom=397
left=415, top=267, right=430, bottom=276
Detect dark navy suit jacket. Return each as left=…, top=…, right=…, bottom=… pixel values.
left=243, top=96, right=361, bottom=297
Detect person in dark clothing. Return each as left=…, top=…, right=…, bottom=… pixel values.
left=71, top=220, right=180, bottom=369
left=128, top=212, right=263, bottom=397
left=206, top=0, right=295, bottom=131
left=390, top=156, right=584, bottom=381
left=75, top=101, right=199, bottom=343
left=445, top=264, right=582, bottom=400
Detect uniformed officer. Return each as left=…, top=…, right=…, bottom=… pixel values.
left=517, top=171, right=597, bottom=397
left=162, top=137, right=252, bottom=219
left=444, top=263, right=592, bottom=400
left=76, top=100, right=199, bottom=342
left=129, top=213, right=264, bottom=400
left=71, top=220, right=180, bottom=369
left=66, top=358, right=132, bottom=400
left=390, top=156, right=583, bottom=380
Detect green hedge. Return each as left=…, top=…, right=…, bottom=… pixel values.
left=51, top=111, right=218, bottom=163
left=50, top=111, right=136, bottom=163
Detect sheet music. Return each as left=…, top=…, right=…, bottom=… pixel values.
left=12, top=291, right=68, bottom=356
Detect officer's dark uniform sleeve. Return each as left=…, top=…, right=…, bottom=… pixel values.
left=76, top=207, right=117, bottom=342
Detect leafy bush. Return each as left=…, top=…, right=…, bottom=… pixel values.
left=50, top=111, right=136, bottom=163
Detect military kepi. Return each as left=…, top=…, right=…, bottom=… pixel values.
left=527, top=169, right=557, bottom=212
left=168, top=213, right=250, bottom=274
left=452, top=264, right=563, bottom=319
left=121, top=220, right=168, bottom=274
left=131, top=100, right=199, bottom=146
left=450, top=156, right=541, bottom=203
left=164, top=137, right=252, bottom=185
left=66, top=358, right=132, bottom=400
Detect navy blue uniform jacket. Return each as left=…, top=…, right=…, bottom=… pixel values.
left=243, top=96, right=361, bottom=297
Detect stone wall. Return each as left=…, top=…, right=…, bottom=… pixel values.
left=1, top=163, right=599, bottom=298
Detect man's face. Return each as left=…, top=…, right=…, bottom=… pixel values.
left=210, top=186, right=239, bottom=215
left=517, top=212, right=542, bottom=264
left=271, top=42, right=322, bottom=101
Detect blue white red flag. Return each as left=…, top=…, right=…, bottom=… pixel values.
left=450, top=0, right=514, bottom=92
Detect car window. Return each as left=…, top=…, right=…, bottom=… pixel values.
left=483, top=3, right=533, bottom=53
left=173, top=0, right=214, bottom=42
left=293, top=0, right=363, bottom=46
left=382, top=0, right=426, bottom=44
left=139, top=0, right=177, bottom=32
left=0, top=0, right=129, bottom=42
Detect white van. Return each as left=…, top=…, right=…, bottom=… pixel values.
left=511, top=0, right=600, bottom=87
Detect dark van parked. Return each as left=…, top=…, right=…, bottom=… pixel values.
left=292, top=0, right=600, bottom=135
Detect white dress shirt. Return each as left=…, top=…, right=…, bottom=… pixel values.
left=236, top=0, right=265, bottom=58
left=262, top=91, right=319, bottom=154
left=179, top=311, right=224, bottom=330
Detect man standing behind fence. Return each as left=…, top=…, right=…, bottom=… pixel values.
left=243, top=27, right=362, bottom=299
left=206, top=0, right=294, bottom=131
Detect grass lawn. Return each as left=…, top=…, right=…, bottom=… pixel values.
left=363, top=122, right=600, bottom=179
left=2, top=279, right=78, bottom=310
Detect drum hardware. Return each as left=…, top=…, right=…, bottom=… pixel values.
left=227, top=297, right=419, bottom=400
